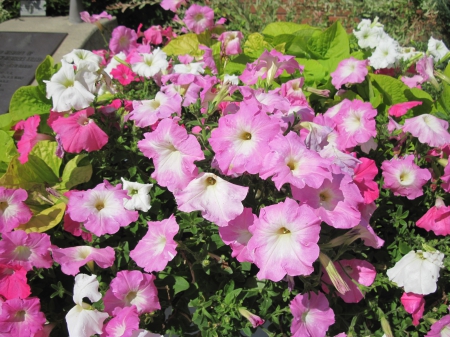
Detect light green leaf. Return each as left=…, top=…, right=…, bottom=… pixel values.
left=307, top=21, right=349, bottom=60
left=405, top=87, right=436, bottom=115
left=438, top=62, right=450, bottom=115
left=243, top=33, right=270, bottom=59
left=173, top=275, right=190, bottom=295
left=296, top=58, right=326, bottom=84
left=369, top=74, right=409, bottom=105
left=0, top=114, right=14, bottom=131
left=18, top=202, right=66, bottom=233
left=224, top=54, right=252, bottom=75
left=29, top=141, right=62, bottom=178
left=262, top=22, right=310, bottom=37
left=9, top=86, right=52, bottom=121
left=286, top=28, right=320, bottom=58
left=163, top=33, right=201, bottom=57
left=57, top=154, right=93, bottom=191
left=0, top=130, right=17, bottom=164
left=35, top=55, right=55, bottom=89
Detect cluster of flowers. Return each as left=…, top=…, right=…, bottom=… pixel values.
left=3, top=0, right=450, bottom=335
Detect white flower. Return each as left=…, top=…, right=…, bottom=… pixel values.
left=399, top=47, right=423, bottom=62
left=368, top=37, right=401, bottom=69
left=387, top=250, right=444, bottom=295
left=173, top=62, right=205, bottom=75
left=66, top=274, right=109, bottom=337
left=428, top=37, right=449, bottom=61
left=224, top=74, right=239, bottom=85
left=63, top=49, right=102, bottom=72
left=132, top=48, right=169, bottom=78
left=353, top=26, right=385, bottom=49
left=121, top=178, right=153, bottom=212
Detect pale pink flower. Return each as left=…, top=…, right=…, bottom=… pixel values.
left=138, top=118, right=204, bottom=192
left=130, top=215, right=178, bottom=273
left=403, top=114, right=450, bottom=147
left=401, top=75, right=424, bottom=88
left=80, top=11, right=112, bottom=23
left=238, top=308, right=264, bottom=328
left=441, top=163, right=450, bottom=192
left=209, top=105, right=280, bottom=176
left=416, top=55, right=438, bottom=88
left=322, top=259, right=376, bottom=303
left=0, top=187, right=32, bottom=234
left=218, top=208, right=255, bottom=263
left=381, top=155, right=431, bottom=199
left=416, top=197, right=450, bottom=236
left=109, top=26, right=138, bottom=54
left=160, top=0, right=187, bottom=12
left=103, top=270, right=160, bottom=315
left=0, top=298, right=46, bottom=336
left=199, top=45, right=218, bottom=74
left=218, top=31, right=243, bottom=55
left=66, top=181, right=139, bottom=236
left=175, top=172, right=248, bottom=227
left=51, top=245, right=115, bottom=276
left=280, top=78, right=307, bottom=104
left=388, top=101, right=422, bottom=117
left=103, top=306, right=139, bottom=337
left=401, top=292, right=425, bottom=326
left=184, top=4, right=214, bottom=34
left=51, top=107, right=109, bottom=153
left=0, top=264, right=30, bottom=300
left=290, top=291, right=335, bottom=337
left=247, top=198, right=321, bottom=282
left=331, top=57, right=369, bottom=89
left=0, top=230, right=52, bottom=271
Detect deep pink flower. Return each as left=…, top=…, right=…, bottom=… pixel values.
left=184, top=4, right=214, bottom=34
left=0, top=230, right=52, bottom=271
left=0, top=297, right=46, bottom=336
left=143, top=25, right=163, bottom=45
left=103, top=306, right=139, bottom=337
left=63, top=213, right=93, bottom=242
left=290, top=291, right=335, bottom=337
left=66, top=181, right=139, bottom=236
left=353, top=157, right=379, bottom=203
left=381, top=155, right=431, bottom=199
left=111, top=64, right=136, bottom=85
left=218, top=31, right=243, bottom=55
left=331, top=57, right=369, bottom=89
left=103, top=270, right=160, bottom=315
left=109, top=26, right=138, bottom=54
left=403, top=114, right=450, bottom=147
left=238, top=308, right=264, bottom=328
left=51, top=107, right=108, bottom=153
left=388, top=101, right=422, bottom=117
left=0, top=264, right=30, bottom=300
left=401, top=292, right=425, bottom=326
left=416, top=197, right=450, bottom=236
left=130, top=215, right=178, bottom=273
left=51, top=245, right=115, bottom=276
left=0, top=187, right=32, bottom=234
left=247, top=198, right=321, bottom=282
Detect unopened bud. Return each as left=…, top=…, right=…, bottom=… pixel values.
left=319, top=252, right=350, bottom=295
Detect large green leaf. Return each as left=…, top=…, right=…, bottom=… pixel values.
left=163, top=33, right=201, bottom=57
left=35, top=55, right=56, bottom=89
left=18, top=202, right=66, bottom=233
left=224, top=54, right=252, bottom=75
left=9, top=85, right=52, bottom=121
left=0, top=130, right=17, bottom=175
left=0, top=114, right=14, bottom=132
left=438, top=62, right=450, bottom=115
left=57, top=154, right=93, bottom=191
left=262, top=22, right=310, bottom=37
left=243, top=33, right=270, bottom=59
left=296, top=58, right=326, bottom=84
left=286, top=28, right=320, bottom=58
left=307, top=21, right=349, bottom=60
left=369, top=74, right=409, bottom=105
left=405, top=87, right=436, bottom=115
left=29, top=141, right=62, bottom=179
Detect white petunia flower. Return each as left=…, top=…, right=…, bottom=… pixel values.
left=121, top=178, right=153, bottom=212
left=353, top=26, right=385, bottom=49
left=173, top=62, right=205, bottom=75
left=428, top=37, right=450, bottom=61
left=387, top=249, right=444, bottom=295
left=63, top=49, right=102, bottom=72
left=131, top=48, right=169, bottom=78
left=368, top=37, right=401, bottom=69
left=224, top=74, right=239, bottom=85
left=104, top=51, right=126, bottom=77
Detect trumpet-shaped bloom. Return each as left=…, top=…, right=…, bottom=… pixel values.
left=0, top=230, right=52, bottom=271
left=130, top=215, right=179, bottom=273
left=121, top=178, right=153, bottom=212
left=160, top=0, right=187, bottom=12
left=426, top=314, right=450, bottom=337
left=290, top=291, right=335, bottom=337
left=331, top=57, right=369, bottom=89
left=103, top=270, right=160, bottom=314
left=80, top=11, right=113, bottom=23
left=428, top=37, right=449, bottom=61
left=218, top=31, right=243, bottom=55
left=353, top=157, right=379, bottom=204
left=51, top=107, right=109, bottom=153
left=63, top=49, right=102, bottom=72
left=175, top=172, right=248, bottom=227
left=0, top=187, right=32, bottom=234
left=416, top=197, right=450, bottom=236
left=109, top=26, right=138, bottom=54
left=0, top=264, right=31, bottom=300
left=66, top=180, right=139, bottom=236
left=387, top=249, right=444, bottom=295
left=401, top=292, right=425, bottom=326
left=381, top=155, right=431, bottom=200
left=51, top=245, right=115, bottom=276
left=247, top=198, right=321, bottom=282
left=238, top=308, right=265, bottom=328
left=131, top=48, right=169, bottom=78
left=138, top=118, right=204, bottom=192
left=129, top=92, right=182, bottom=127
left=209, top=105, right=280, bottom=176
left=66, top=274, right=109, bottom=337
left=0, top=297, right=46, bottom=336
left=103, top=306, right=139, bottom=337
left=368, top=37, right=400, bottom=69
left=184, top=4, right=214, bottom=34
left=403, top=114, right=450, bottom=148
left=388, top=101, right=422, bottom=117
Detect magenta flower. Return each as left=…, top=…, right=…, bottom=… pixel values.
left=353, top=157, right=379, bottom=204
left=184, top=4, right=214, bottom=34
left=51, top=245, right=115, bottom=276
left=66, top=180, right=139, bottom=236
left=209, top=105, right=280, bottom=176
left=175, top=172, right=248, bottom=227
left=0, top=230, right=52, bottom=271
left=388, top=101, right=422, bottom=117
left=290, top=291, right=335, bottom=337
left=138, top=118, right=204, bottom=192
left=0, top=187, right=32, bottom=234
left=247, top=198, right=321, bottom=282
left=426, top=314, right=450, bottom=336
left=130, top=215, right=179, bottom=273
left=322, top=259, right=376, bottom=303
left=111, top=64, right=136, bottom=85
left=0, top=297, right=46, bottom=336
left=238, top=308, right=265, bottom=328
left=416, top=197, right=450, bottom=236
left=218, top=31, right=243, bottom=55
left=103, top=270, right=160, bottom=315
left=63, top=213, right=93, bottom=242
left=381, top=155, right=431, bottom=199
left=0, top=264, right=31, bottom=300
left=109, top=26, right=138, bottom=54
left=331, top=57, right=369, bottom=89
left=403, top=114, right=450, bottom=148
left=401, top=292, right=425, bottom=326
left=103, top=306, right=139, bottom=337
left=51, top=107, right=109, bottom=153
left=218, top=208, right=255, bottom=263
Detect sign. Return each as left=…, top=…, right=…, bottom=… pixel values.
left=20, top=0, right=46, bottom=17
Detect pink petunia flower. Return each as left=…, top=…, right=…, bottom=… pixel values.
left=401, top=292, right=425, bottom=326
left=401, top=75, right=424, bottom=88
left=0, top=187, right=32, bottom=234
left=0, top=230, right=52, bottom=271
left=290, top=291, right=335, bottom=337
left=0, top=264, right=31, bottom=300
left=63, top=213, right=93, bottom=242
left=80, top=11, right=112, bottom=23
left=381, top=155, right=431, bottom=199
left=109, top=26, right=138, bottom=54
left=388, top=101, right=422, bottom=117
left=238, top=308, right=264, bottom=328
left=66, top=180, right=139, bottom=236
left=111, top=64, right=136, bottom=85
left=426, top=313, right=450, bottom=336
left=353, top=157, right=379, bottom=204
left=143, top=25, right=163, bottom=45
left=138, top=118, right=204, bottom=192
left=51, top=107, right=108, bottom=153
left=103, top=306, right=139, bottom=337
left=0, top=297, right=46, bottom=336
left=416, top=55, right=439, bottom=88
left=103, top=270, right=160, bottom=315
left=184, top=4, right=214, bottom=34
left=331, top=57, right=369, bottom=89
left=218, top=31, right=244, bottom=56
left=51, top=245, right=115, bottom=276
left=130, top=215, right=178, bottom=273
left=416, top=197, right=450, bottom=236
left=403, top=114, right=450, bottom=148
left=174, top=172, right=248, bottom=227
left=247, top=198, right=321, bottom=282
left=160, top=0, right=187, bottom=12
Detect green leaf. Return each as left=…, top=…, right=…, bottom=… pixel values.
left=163, top=34, right=201, bottom=57
left=224, top=288, right=242, bottom=305
left=35, top=55, right=55, bottom=89
left=57, top=154, right=93, bottom=191
left=369, top=74, right=409, bottom=105
left=18, top=202, right=66, bottom=233
left=224, top=54, right=252, bottom=75
left=0, top=130, right=17, bottom=168
left=296, top=58, right=326, bottom=84
left=405, top=87, right=436, bottom=115
left=307, top=21, right=349, bottom=60
left=0, top=114, right=14, bottom=131
left=173, top=275, right=190, bottom=295
left=438, top=62, right=450, bottom=115
left=9, top=86, right=52, bottom=121
left=29, top=141, right=62, bottom=178
left=243, top=33, right=270, bottom=59
left=286, top=28, right=320, bottom=58
left=262, top=22, right=310, bottom=37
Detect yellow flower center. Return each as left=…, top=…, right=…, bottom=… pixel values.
left=278, top=227, right=291, bottom=234
left=206, top=177, right=216, bottom=185
left=0, top=201, right=8, bottom=212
